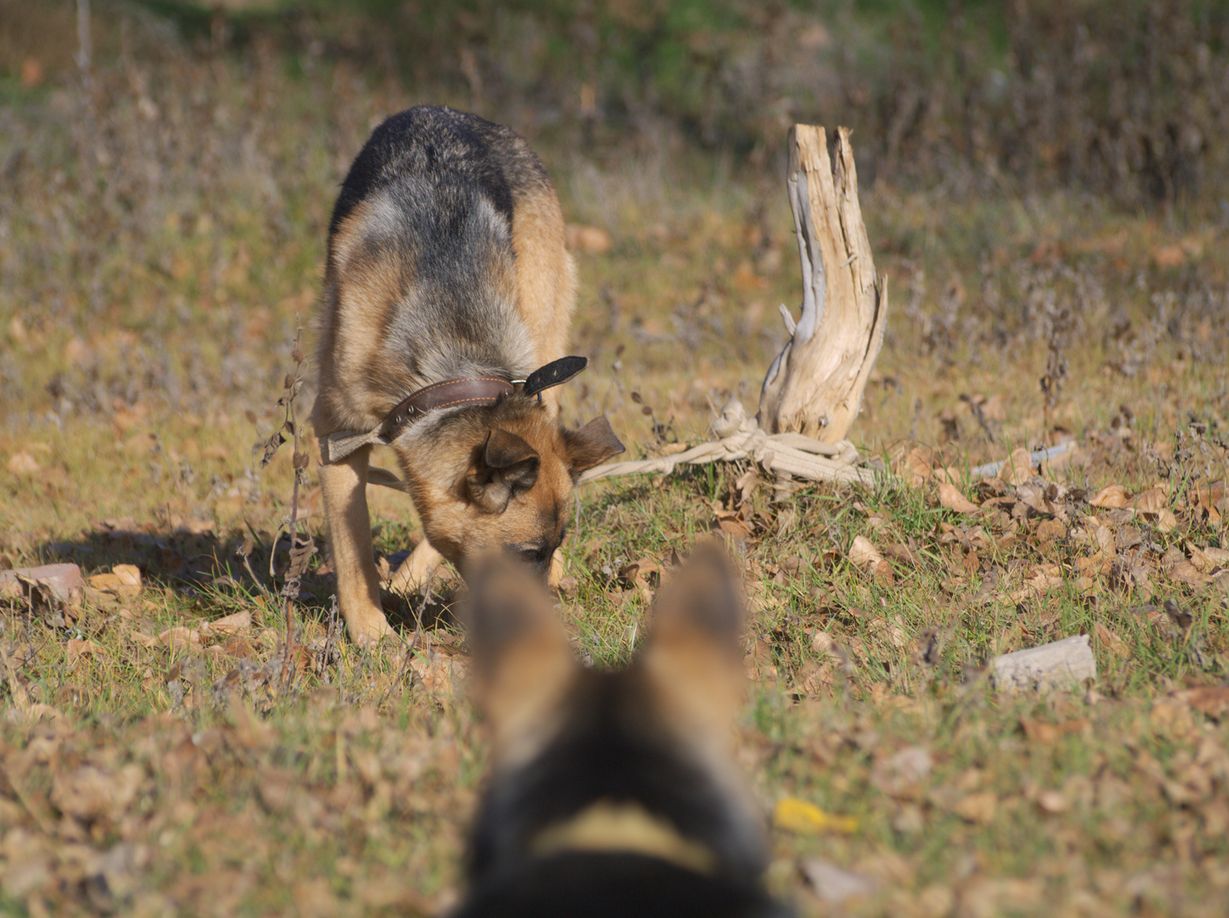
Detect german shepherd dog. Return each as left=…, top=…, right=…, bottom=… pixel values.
left=453, top=546, right=791, bottom=918
left=312, top=106, right=624, bottom=644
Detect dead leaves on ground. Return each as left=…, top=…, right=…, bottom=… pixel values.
left=130, top=609, right=253, bottom=653
left=0, top=700, right=464, bottom=914
left=86, top=564, right=143, bottom=597
left=881, top=448, right=1228, bottom=605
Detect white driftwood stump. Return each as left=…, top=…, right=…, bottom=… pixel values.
left=582, top=124, right=886, bottom=487
left=759, top=125, right=888, bottom=441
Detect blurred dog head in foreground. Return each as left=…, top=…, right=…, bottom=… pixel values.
left=452, top=544, right=790, bottom=918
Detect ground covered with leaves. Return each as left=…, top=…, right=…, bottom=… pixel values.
left=2, top=3, right=1229, bottom=916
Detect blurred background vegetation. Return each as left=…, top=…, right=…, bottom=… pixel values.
left=5, top=0, right=1228, bottom=204
left=1, top=0, right=1226, bottom=509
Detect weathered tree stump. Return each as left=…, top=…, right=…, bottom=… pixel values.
left=758, top=125, right=888, bottom=441
left=579, top=124, right=886, bottom=486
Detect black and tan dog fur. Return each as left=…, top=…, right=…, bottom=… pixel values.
left=453, top=546, right=791, bottom=918
left=313, top=106, right=622, bottom=644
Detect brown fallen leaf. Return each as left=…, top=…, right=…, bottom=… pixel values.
left=1188, top=480, right=1224, bottom=525
left=849, top=535, right=884, bottom=568
left=410, top=650, right=464, bottom=695
left=1172, top=685, right=1229, bottom=720
left=1094, top=622, right=1130, bottom=659
left=938, top=481, right=979, bottom=514
left=89, top=564, right=142, bottom=597
left=163, top=625, right=202, bottom=649
left=200, top=610, right=251, bottom=638
left=564, top=223, right=612, bottom=255
left=6, top=451, right=40, bottom=475
left=953, top=790, right=997, bottom=824
left=1131, top=486, right=1167, bottom=514
left=1167, top=561, right=1210, bottom=587
left=1189, top=545, right=1229, bottom=574
left=619, top=557, right=663, bottom=603
left=1152, top=508, right=1179, bottom=533
left=714, top=513, right=754, bottom=541
left=1033, top=518, right=1067, bottom=543
left=51, top=763, right=144, bottom=824
left=1007, top=564, right=1063, bottom=603
left=897, top=445, right=937, bottom=487
left=849, top=535, right=894, bottom=584
left=1090, top=485, right=1129, bottom=509
left=1020, top=717, right=1090, bottom=744
left=997, top=448, right=1034, bottom=486
left=65, top=638, right=104, bottom=668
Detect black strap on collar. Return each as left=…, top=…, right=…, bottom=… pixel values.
left=523, top=356, right=588, bottom=397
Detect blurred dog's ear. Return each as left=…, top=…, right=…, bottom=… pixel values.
left=466, top=429, right=541, bottom=513
left=636, top=542, right=747, bottom=739
left=645, top=542, right=744, bottom=652
left=565, top=416, right=625, bottom=474
left=462, top=555, right=578, bottom=765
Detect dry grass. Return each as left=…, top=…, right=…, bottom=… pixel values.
left=2, top=3, right=1228, bottom=915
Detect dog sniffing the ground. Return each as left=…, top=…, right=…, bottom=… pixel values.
left=452, top=545, right=792, bottom=918
left=312, top=106, right=623, bottom=644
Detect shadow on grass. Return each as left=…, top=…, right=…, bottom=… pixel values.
left=38, top=524, right=460, bottom=634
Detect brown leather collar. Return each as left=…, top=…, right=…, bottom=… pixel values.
left=378, top=375, right=515, bottom=442
left=319, top=357, right=589, bottom=465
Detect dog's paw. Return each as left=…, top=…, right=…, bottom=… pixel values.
left=547, top=550, right=565, bottom=589
left=388, top=541, right=446, bottom=594
left=347, top=613, right=396, bottom=648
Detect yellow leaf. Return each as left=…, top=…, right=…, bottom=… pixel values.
left=773, top=797, right=858, bottom=835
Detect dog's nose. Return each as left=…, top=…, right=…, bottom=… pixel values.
left=508, top=543, right=553, bottom=574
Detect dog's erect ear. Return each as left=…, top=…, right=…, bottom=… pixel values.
left=466, top=429, right=541, bottom=513
left=565, top=416, right=625, bottom=474
left=462, top=555, right=578, bottom=764
left=637, top=543, right=747, bottom=738
left=645, top=542, right=744, bottom=655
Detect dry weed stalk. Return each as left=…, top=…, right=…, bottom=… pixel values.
left=260, top=328, right=313, bottom=688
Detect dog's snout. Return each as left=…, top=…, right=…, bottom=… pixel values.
left=505, top=541, right=555, bottom=576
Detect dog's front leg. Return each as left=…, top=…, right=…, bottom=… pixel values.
left=320, top=446, right=394, bottom=645
left=388, top=539, right=445, bottom=595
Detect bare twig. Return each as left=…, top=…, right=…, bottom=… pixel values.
left=75, top=0, right=92, bottom=92
left=259, top=328, right=311, bottom=690
left=969, top=442, right=1075, bottom=479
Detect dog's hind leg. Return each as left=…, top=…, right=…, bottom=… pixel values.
left=320, top=445, right=394, bottom=645
left=388, top=539, right=446, bottom=595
